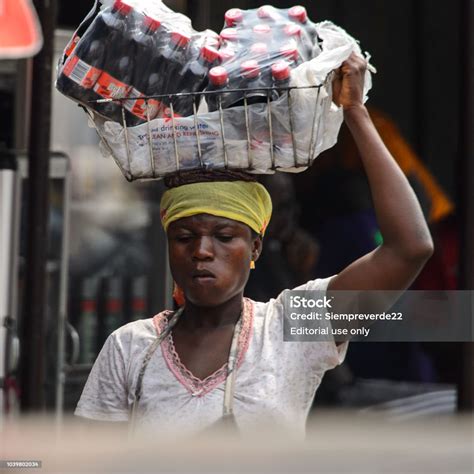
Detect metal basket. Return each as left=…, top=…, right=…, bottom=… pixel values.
left=83, top=75, right=333, bottom=182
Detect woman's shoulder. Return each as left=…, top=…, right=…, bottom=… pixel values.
left=108, top=311, right=171, bottom=349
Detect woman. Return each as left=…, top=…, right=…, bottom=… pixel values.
left=75, top=54, right=434, bottom=436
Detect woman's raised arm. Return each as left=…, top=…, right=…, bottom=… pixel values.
left=328, top=53, right=434, bottom=292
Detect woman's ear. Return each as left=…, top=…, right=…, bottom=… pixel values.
left=252, top=235, right=263, bottom=262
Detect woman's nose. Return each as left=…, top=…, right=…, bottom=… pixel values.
left=192, top=236, right=214, bottom=260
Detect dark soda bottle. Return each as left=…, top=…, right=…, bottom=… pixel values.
left=288, top=5, right=320, bottom=58
left=57, top=0, right=133, bottom=105
left=271, top=60, right=291, bottom=92
left=234, top=60, right=269, bottom=107
left=125, top=15, right=164, bottom=126
left=176, top=45, right=221, bottom=116
left=279, top=43, right=303, bottom=67
left=92, top=0, right=136, bottom=122
left=282, top=23, right=309, bottom=60
left=206, top=66, right=231, bottom=112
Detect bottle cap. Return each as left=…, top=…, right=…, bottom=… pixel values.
left=144, top=15, right=161, bottom=32
left=201, top=46, right=220, bottom=63
left=283, top=23, right=302, bottom=38
left=209, top=66, right=228, bottom=86
left=225, top=8, right=244, bottom=26
left=253, top=24, right=272, bottom=38
left=257, top=5, right=276, bottom=19
left=114, top=0, right=133, bottom=15
left=280, top=43, right=299, bottom=61
left=288, top=5, right=308, bottom=24
left=250, top=42, right=268, bottom=56
left=220, top=28, right=239, bottom=42
left=171, top=32, right=191, bottom=48
left=271, top=61, right=291, bottom=81
left=241, top=60, right=261, bottom=79
left=218, top=47, right=236, bottom=62
left=204, top=30, right=220, bottom=47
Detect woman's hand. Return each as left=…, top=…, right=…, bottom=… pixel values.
left=332, top=52, right=367, bottom=111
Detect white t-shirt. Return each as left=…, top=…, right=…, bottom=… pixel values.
left=75, top=276, right=348, bottom=437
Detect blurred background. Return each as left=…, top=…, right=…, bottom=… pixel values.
left=0, top=0, right=472, bottom=435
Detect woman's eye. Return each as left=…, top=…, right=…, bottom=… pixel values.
left=216, top=235, right=233, bottom=242
left=175, top=235, right=192, bottom=242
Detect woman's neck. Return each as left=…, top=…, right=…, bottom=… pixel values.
left=178, top=293, right=244, bottom=330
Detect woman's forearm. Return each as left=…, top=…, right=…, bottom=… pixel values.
left=344, top=104, right=434, bottom=261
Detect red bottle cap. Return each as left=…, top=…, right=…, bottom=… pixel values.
left=253, top=24, right=272, bottom=37
left=283, top=23, right=302, bottom=38
left=171, top=32, right=191, bottom=48
left=271, top=61, right=291, bottom=81
left=204, top=31, right=220, bottom=47
left=144, top=15, right=161, bottom=32
left=218, top=47, right=235, bottom=62
left=250, top=42, right=269, bottom=56
left=209, top=66, right=228, bottom=86
left=241, top=60, right=260, bottom=79
left=257, top=5, right=275, bottom=19
left=225, top=8, right=244, bottom=26
left=220, top=28, right=239, bottom=42
left=280, top=43, right=299, bottom=61
left=115, top=0, right=133, bottom=15
left=201, top=46, right=220, bottom=63
left=288, top=5, right=308, bottom=24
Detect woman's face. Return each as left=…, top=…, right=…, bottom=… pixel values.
left=167, top=213, right=262, bottom=307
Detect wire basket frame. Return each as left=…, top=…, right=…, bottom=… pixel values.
left=83, top=76, right=332, bottom=182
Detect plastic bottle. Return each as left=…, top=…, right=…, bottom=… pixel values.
left=257, top=5, right=281, bottom=22
left=57, top=0, right=132, bottom=105
left=206, top=66, right=231, bottom=112
left=92, top=0, right=136, bottom=122
left=220, top=27, right=241, bottom=50
left=177, top=45, right=221, bottom=115
left=279, top=43, right=302, bottom=67
left=125, top=14, right=164, bottom=126
left=288, top=5, right=320, bottom=58
left=234, top=60, right=268, bottom=107
left=271, top=60, right=291, bottom=92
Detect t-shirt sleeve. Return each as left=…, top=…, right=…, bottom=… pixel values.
left=75, top=333, right=130, bottom=422
left=276, top=275, right=349, bottom=372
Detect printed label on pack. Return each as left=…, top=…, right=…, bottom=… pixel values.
left=124, top=88, right=162, bottom=120
left=93, top=72, right=132, bottom=100
left=62, top=55, right=101, bottom=89
left=65, top=34, right=80, bottom=58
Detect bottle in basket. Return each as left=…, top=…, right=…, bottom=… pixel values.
left=206, top=66, right=239, bottom=112
left=234, top=60, right=269, bottom=107
left=125, top=15, right=164, bottom=126
left=271, top=60, right=291, bottom=94
left=92, top=1, right=136, bottom=123
left=287, top=5, right=321, bottom=58
left=175, top=45, right=221, bottom=115
left=56, top=1, right=130, bottom=104
left=160, top=31, right=191, bottom=115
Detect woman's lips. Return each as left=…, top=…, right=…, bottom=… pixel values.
left=191, top=269, right=216, bottom=283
